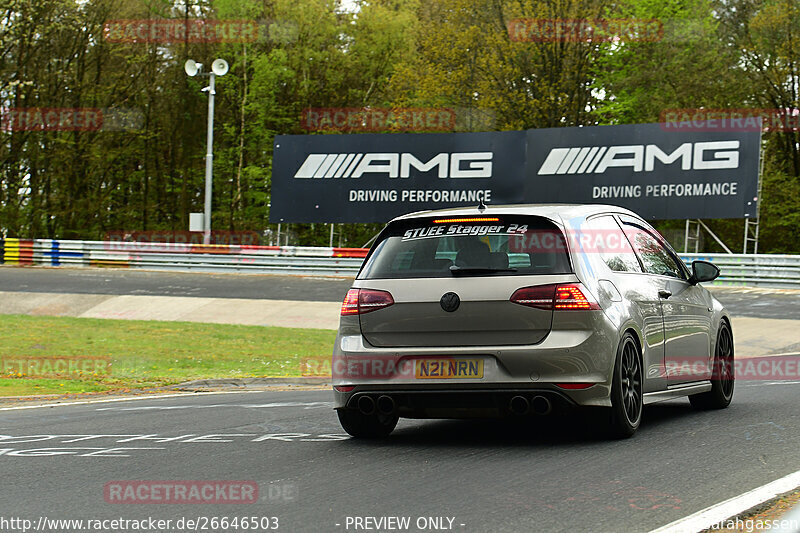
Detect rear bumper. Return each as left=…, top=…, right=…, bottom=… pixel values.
left=332, top=311, right=619, bottom=411
left=339, top=387, right=577, bottom=418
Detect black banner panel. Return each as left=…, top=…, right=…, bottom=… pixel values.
left=525, top=123, right=760, bottom=220
left=271, top=131, right=526, bottom=223
left=270, top=123, right=760, bottom=223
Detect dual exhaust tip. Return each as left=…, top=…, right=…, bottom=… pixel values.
left=357, top=395, right=396, bottom=416
left=510, top=395, right=552, bottom=416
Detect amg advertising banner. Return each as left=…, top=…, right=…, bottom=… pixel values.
left=270, top=123, right=760, bottom=222
left=526, top=123, right=760, bottom=220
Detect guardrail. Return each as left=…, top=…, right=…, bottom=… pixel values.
left=0, top=238, right=366, bottom=276
left=681, top=253, right=800, bottom=289
left=1, top=238, right=799, bottom=288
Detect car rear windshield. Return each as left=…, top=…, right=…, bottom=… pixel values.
left=358, top=215, right=573, bottom=279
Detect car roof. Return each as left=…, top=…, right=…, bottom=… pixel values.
left=390, top=203, right=642, bottom=224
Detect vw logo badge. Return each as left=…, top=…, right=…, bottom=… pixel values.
left=440, top=292, right=460, bottom=313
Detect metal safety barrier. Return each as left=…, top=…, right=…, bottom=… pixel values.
left=1, top=239, right=800, bottom=287
left=0, top=239, right=366, bottom=276
left=681, top=253, right=800, bottom=289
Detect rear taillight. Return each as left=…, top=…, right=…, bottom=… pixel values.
left=341, top=289, right=360, bottom=315
left=358, top=288, right=395, bottom=313
left=553, top=284, right=600, bottom=310
left=340, top=288, right=394, bottom=316
left=510, top=283, right=599, bottom=311
left=509, top=285, right=557, bottom=310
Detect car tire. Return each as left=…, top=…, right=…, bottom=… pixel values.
left=607, top=332, right=643, bottom=439
left=337, top=409, right=399, bottom=438
left=689, top=321, right=734, bottom=410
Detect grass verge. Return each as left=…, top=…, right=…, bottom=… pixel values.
left=0, top=314, right=336, bottom=396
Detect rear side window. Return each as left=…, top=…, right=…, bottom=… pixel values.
left=583, top=215, right=642, bottom=273
left=358, top=216, right=572, bottom=279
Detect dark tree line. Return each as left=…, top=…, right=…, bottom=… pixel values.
left=1, top=0, right=798, bottom=251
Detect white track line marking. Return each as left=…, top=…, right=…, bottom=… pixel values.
left=94, top=401, right=333, bottom=411
left=0, top=390, right=262, bottom=411
left=739, top=381, right=800, bottom=387
left=649, top=469, right=800, bottom=533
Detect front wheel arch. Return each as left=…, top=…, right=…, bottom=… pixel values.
left=690, top=320, right=734, bottom=410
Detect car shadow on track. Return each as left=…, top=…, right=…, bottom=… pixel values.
left=341, top=401, right=705, bottom=447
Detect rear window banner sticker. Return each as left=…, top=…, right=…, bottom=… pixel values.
left=402, top=223, right=529, bottom=240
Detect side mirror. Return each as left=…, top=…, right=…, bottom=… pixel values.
left=689, top=260, right=720, bottom=285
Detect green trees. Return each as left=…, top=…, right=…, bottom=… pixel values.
left=390, top=0, right=608, bottom=130
left=1, top=0, right=799, bottom=251
left=396, top=0, right=800, bottom=253
left=0, top=0, right=417, bottom=244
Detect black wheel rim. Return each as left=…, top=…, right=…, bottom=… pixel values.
left=621, top=339, right=643, bottom=424
left=716, top=325, right=734, bottom=399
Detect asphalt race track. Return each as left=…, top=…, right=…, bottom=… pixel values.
left=2, top=384, right=800, bottom=533
left=0, top=267, right=353, bottom=302
left=2, top=266, right=800, bottom=532
left=1, top=266, right=799, bottom=319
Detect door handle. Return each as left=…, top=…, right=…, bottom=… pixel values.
left=658, top=289, right=672, bottom=299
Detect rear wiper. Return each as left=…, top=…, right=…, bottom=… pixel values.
left=449, top=265, right=518, bottom=275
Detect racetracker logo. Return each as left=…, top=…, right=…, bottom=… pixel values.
left=1, top=356, right=111, bottom=377
left=103, top=19, right=258, bottom=43
left=0, top=107, right=144, bottom=132
left=293, top=153, right=493, bottom=179
left=507, top=18, right=663, bottom=42
left=300, top=107, right=456, bottom=133
left=536, top=142, right=740, bottom=175
left=104, top=481, right=258, bottom=504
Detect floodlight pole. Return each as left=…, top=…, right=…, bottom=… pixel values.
left=203, top=73, right=216, bottom=245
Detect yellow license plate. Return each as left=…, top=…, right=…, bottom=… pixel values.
left=415, top=359, right=484, bottom=379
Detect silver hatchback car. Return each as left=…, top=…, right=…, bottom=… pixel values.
left=333, top=204, right=734, bottom=438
